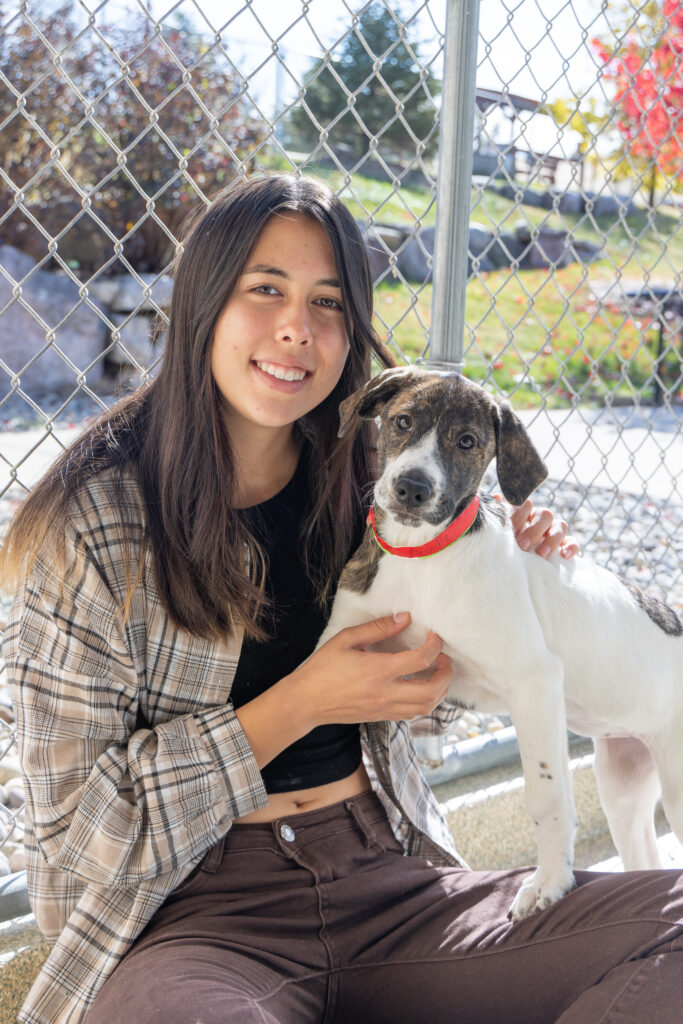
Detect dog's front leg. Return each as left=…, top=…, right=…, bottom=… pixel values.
left=507, top=653, right=577, bottom=922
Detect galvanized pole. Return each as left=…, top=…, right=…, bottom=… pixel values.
left=428, top=0, right=481, bottom=370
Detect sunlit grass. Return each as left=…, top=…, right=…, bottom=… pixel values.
left=284, top=164, right=682, bottom=408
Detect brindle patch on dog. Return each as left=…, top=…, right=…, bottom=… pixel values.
left=338, top=523, right=384, bottom=595
left=620, top=578, right=682, bottom=637
left=477, top=493, right=508, bottom=529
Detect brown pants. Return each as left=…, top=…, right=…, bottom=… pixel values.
left=92, top=791, right=683, bottom=1023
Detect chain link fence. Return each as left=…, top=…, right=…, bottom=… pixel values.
left=1, top=0, right=682, bottom=882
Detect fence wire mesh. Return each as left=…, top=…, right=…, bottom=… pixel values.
left=0, top=0, right=682, bottom=873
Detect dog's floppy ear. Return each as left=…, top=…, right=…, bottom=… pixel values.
left=493, top=401, right=548, bottom=506
left=338, top=366, right=414, bottom=438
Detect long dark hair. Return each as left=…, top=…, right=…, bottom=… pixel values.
left=1, top=175, right=395, bottom=639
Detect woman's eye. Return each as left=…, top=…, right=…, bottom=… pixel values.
left=395, top=414, right=413, bottom=431
left=316, top=296, right=342, bottom=310
left=252, top=284, right=280, bottom=295
left=457, top=433, right=476, bottom=450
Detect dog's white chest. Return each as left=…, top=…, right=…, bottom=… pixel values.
left=366, top=533, right=509, bottom=674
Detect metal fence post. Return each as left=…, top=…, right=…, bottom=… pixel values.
left=429, top=0, right=481, bottom=370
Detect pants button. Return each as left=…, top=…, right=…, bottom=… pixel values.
left=280, top=823, right=296, bottom=842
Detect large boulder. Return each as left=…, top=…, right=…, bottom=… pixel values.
left=361, top=224, right=406, bottom=284
left=108, top=313, right=162, bottom=372
left=468, top=224, right=526, bottom=274
left=495, top=183, right=547, bottom=208
left=88, top=272, right=174, bottom=314
left=516, top=223, right=574, bottom=269
left=0, top=245, right=108, bottom=396
left=396, top=226, right=436, bottom=283
left=583, top=192, right=637, bottom=220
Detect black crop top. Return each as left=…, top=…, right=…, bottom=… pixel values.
left=231, top=455, right=363, bottom=794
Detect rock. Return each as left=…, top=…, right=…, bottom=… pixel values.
left=539, top=189, right=562, bottom=211
left=522, top=188, right=548, bottom=209
left=0, top=247, right=34, bottom=278
left=0, top=245, right=108, bottom=396
left=557, top=192, right=585, bottom=216
left=516, top=224, right=573, bottom=269
left=9, top=846, right=25, bottom=872
left=89, top=273, right=173, bottom=314
left=587, top=194, right=637, bottom=220
left=493, top=184, right=546, bottom=208
left=469, top=254, right=496, bottom=274
left=489, top=232, right=526, bottom=268
left=396, top=226, right=435, bottom=283
left=363, top=227, right=397, bottom=284
left=108, top=314, right=163, bottom=370
left=468, top=234, right=497, bottom=272
left=468, top=223, right=494, bottom=258
left=359, top=223, right=406, bottom=284
left=0, top=850, right=10, bottom=877
left=0, top=757, right=21, bottom=786
left=4, top=778, right=25, bottom=809
left=571, top=239, right=603, bottom=264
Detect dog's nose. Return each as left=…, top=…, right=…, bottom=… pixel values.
left=394, top=473, right=432, bottom=508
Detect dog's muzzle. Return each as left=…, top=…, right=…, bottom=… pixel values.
left=393, top=472, right=432, bottom=510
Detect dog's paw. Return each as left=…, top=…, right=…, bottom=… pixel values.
left=507, top=868, right=575, bottom=922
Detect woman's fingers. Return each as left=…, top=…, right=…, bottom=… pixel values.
left=509, top=499, right=579, bottom=560
left=394, top=654, right=453, bottom=717
left=340, top=611, right=412, bottom=649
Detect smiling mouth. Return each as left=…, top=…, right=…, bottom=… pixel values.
left=254, top=360, right=309, bottom=382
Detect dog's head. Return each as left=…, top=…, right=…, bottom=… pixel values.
left=339, top=366, right=547, bottom=526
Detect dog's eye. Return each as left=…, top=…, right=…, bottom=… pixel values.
left=457, top=433, right=476, bottom=450
left=395, top=414, right=413, bottom=431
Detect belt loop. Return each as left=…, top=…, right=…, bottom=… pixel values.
left=345, top=797, right=384, bottom=852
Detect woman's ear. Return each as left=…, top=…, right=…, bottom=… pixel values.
left=337, top=367, right=413, bottom=438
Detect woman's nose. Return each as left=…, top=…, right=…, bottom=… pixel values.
left=275, top=303, right=312, bottom=345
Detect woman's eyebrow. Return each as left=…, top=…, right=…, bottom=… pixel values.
left=242, top=263, right=340, bottom=288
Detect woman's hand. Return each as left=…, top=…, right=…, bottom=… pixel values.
left=291, top=612, right=451, bottom=729
left=508, top=498, right=579, bottom=560
left=236, top=613, right=451, bottom=769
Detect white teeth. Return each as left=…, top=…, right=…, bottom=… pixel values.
left=255, top=361, right=307, bottom=382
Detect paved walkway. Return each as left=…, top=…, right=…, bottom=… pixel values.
left=517, top=403, right=682, bottom=501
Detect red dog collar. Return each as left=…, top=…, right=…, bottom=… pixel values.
left=367, top=496, right=480, bottom=558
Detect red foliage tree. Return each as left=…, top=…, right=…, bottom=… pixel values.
left=593, top=0, right=683, bottom=201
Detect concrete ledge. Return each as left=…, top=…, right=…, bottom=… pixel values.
left=0, top=872, right=31, bottom=924
left=433, top=743, right=671, bottom=870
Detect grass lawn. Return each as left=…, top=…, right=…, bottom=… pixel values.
left=304, top=163, right=683, bottom=409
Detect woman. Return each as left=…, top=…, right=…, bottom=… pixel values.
left=3, top=174, right=681, bottom=1024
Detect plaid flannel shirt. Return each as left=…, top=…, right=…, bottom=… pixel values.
left=5, top=467, right=462, bottom=1024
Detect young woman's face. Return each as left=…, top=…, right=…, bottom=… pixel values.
left=211, top=212, right=351, bottom=442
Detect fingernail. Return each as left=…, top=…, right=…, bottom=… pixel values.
left=393, top=611, right=410, bottom=623
left=519, top=537, right=531, bottom=550
left=537, top=544, right=550, bottom=558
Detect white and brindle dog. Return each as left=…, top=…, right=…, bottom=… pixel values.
left=316, top=366, right=682, bottom=921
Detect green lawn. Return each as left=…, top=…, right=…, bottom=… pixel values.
left=303, top=164, right=683, bottom=409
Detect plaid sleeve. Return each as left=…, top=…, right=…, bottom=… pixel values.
left=6, top=509, right=267, bottom=890
left=409, top=699, right=463, bottom=737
